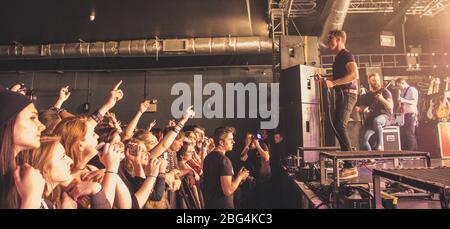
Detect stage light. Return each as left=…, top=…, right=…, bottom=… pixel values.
left=90, top=10, right=96, bottom=21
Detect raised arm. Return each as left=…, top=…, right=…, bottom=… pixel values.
left=97, top=143, right=121, bottom=208
left=149, top=106, right=195, bottom=159
left=123, top=101, right=150, bottom=141
left=134, top=158, right=161, bottom=208
left=254, top=140, right=270, bottom=162
left=53, top=86, right=75, bottom=118
left=88, top=80, right=124, bottom=127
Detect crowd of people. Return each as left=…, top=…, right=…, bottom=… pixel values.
left=0, top=81, right=287, bottom=209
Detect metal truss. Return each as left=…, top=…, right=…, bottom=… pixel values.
left=284, top=0, right=450, bottom=18
left=348, top=0, right=450, bottom=17
left=289, top=0, right=318, bottom=17
left=269, top=0, right=289, bottom=82
left=320, top=52, right=450, bottom=70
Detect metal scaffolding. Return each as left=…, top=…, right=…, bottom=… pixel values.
left=320, top=52, right=450, bottom=70
left=269, top=0, right=291, bottom=82
left=286, top=0, right=450, bottom=18
left=289, top=0, right=318, bottom=17
left=348, top=0, right=450, bottom=16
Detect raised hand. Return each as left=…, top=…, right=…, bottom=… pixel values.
left=105, top=80, right=124, bottom=109
left=99, top=143, right=121, bottom=173
left=125, top=143, right=144, bottom=166
left=182, top=105, right=195, bottom=120
left=252, top=138, right=261, bottom=148
left=54, top=86, right=71, bottom=109
left=148, top=120, right=157, bottom=131
left=145, top=158, right=161, bottom=178
left=58, top=86, right=71, bottom=103
left=139, top=101, right=150, bottom=113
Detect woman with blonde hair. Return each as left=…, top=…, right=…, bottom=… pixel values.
left=31, top=136, right=114, bottom=209
left=53, top=115, right=130, bottom=208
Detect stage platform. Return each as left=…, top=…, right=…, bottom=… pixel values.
left=282, top=159, right=450, bottom=209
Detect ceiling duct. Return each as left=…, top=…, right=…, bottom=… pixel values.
left=0, top=36, right=272, bottom=59
left=318, top=0, right=352, bottom=48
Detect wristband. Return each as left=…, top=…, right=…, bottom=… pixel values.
left=90, top=110, right=104, bottom=123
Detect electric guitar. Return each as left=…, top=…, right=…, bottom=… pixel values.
left=360, top=81, right=393, bottom=122
left=433, top=77, right=450, bottom=120
left=427, top=77, right=437, bottom=120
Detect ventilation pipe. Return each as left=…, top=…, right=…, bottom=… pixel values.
left=318, top=0, right=351, bottom=48
left=0, top=36, right=272, bottom=59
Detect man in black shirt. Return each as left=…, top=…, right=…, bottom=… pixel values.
left=315, top=30, right=359, bottom=179
left=240, top=134, right=271, bottom=182
left=356, top=73, right=393, bottom=150
left=240, top=133, right=271, bottom=208
left=203, top=127, right=250, bottom=209
left=270, top=131, right=285, bottom=183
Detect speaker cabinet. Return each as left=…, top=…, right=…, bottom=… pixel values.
left=382, top=126, right=401, bottom=150
left=280, top=36, right=320, bottom=70
left=280, top=65, right=321, bottom=104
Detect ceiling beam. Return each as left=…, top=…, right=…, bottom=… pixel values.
left=384, top=0, right=419, bottom=29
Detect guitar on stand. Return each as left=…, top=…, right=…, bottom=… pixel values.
left=392, top=80, right=406, bottom=126
left=433, top=77, right=450, bottom=121
left=426, top=77, right=438, bottom=120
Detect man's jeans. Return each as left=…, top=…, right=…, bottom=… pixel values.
left=401, top=113, right=418, bottom=151
left=361, top=114, right=388, bottom=150
left=334, top=89, right=357, bottom=168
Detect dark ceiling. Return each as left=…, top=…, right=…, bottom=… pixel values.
left=0, top=0, right=271, bottom=45
left=0, top=0, right=447, bottom=47
left=1, top=0, right=447, bottom=71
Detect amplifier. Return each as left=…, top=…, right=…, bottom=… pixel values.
left=382, top=126, right=401, bottom=150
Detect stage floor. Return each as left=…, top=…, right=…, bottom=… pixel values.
left=286, top=159, right=450, bottom=209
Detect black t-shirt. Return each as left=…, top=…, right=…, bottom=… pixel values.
left=202, top=151, right=234, bottom=209
left=333, top=49, right=357, bottom=89
left=358, top=88, right=393, bottom=122
left=270, top=142, right=286, bottom=168
left=246, top=143, right=271, bottom=183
